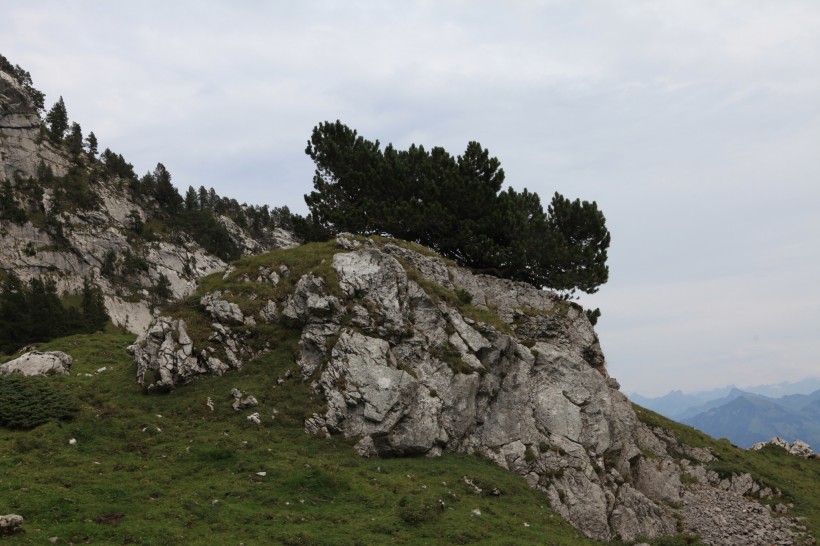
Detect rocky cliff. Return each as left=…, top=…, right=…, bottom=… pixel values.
left=129, top=234, right=814, bottom=544
left=4, top=58, right=814, bottom=544
left=0, top=64, right=296, bottom=334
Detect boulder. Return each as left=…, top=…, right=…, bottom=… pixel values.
left=0, top=351, right=72, bottom=376
left=0, top=514, right=23, bottom=536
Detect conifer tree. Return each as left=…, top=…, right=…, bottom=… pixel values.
left=45, top=96, right=68, bottom=141
left=304, top=121, right=611, bottom=295
left=67, top=122, right=83, bottom=156
left=85, top=131, right=98, bottom=157
left=80, top=278, right=108, bottom=332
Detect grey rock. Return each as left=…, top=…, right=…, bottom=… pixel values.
left=130, top=317, right=241, bottom=389
left=335, top=232, right=361, bottom=250
left=0, top=514, right=23, bottom=536
left=258, top=300, right=279, bottom=322
left=230, top=388, right=259, bottom=410
left=200, top=291, right=245, bottom=324
left=282, top=274, right=339, bottom=325
left=750, top=436, right=815, bottom=458
left=125, top=241, right=814, bottom=544
left=0, top=351, right=72, bottom=376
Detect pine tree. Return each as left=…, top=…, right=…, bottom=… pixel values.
left=67, top=122, right=83, bottom=156
left=0, top=273, right=30, bottom=353
left=80, top=278, right=109, bottom=332
left=85, top=131, right=98, bottom=157
left=153, top=163, right=182, bottom=214
left=303, top=121, right=612, bottom=295
left=45, top=96, right=68, bottom=141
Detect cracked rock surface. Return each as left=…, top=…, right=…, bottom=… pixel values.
left=129, top=235, right=816, bottom=544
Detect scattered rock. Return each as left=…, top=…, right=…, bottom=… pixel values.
left=750, top=436, right=815, bottom=458
left=247, top=412, right=261, bottom=425
left=682, top=483, right=808, bottom=545
left=230, top=388, right=258, bottom=410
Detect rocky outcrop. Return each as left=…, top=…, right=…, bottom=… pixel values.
left=0, top=70, right=68, bottom=183
left=130, top=235, right=815, bottom=544
left=0, top=351, right=72, bottom=376
left=1, top=65, right=297, bottom=335
left=130, top=317, right=231, bottom=390
left=750, top=436, right=815, bottom=458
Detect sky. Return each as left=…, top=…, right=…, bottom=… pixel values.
left=3, top=1, right=819, bottom=396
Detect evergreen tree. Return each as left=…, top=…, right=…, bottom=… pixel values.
left=153, top=163, right=182, bottom=214
left=303, top=121, right=611, bottom=295
left=80, top=278, right=108, bottom=332
left=67, top=122, right=83, bottom=156
left=0, top=273, right=30, bottom=353
left=85, top=131, right=98, bottom=157
left=184, top=186, right=198, bottom=211
left=152, top=273, right=173, bottom=303
left=45, top=96, right=69, bottom=141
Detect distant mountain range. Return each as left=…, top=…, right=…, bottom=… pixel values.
left=632, top=379, right=820, bottom=449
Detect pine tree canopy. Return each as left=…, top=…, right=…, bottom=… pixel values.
left=304, top=120, right=610, bottom=294
left=45, top=96, right=68, bottom=141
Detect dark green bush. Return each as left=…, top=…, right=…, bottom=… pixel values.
left=0, top=375, right=80, bottom=429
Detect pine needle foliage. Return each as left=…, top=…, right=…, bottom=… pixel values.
left=0, top=375, right=79, bottom=430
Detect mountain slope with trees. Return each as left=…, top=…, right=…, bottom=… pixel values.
left=0, top=53, right=298, bottom=340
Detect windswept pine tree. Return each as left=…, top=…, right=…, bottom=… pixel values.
left=304, top=120, right=610, bottom=295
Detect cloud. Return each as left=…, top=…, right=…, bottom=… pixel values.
left=3, top=0, right=819, bottom=396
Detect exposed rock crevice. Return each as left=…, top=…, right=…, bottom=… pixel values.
left=129, top=235, right=814, bottom=544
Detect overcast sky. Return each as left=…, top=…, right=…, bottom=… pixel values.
left=4, top=1, right=819, bottom=396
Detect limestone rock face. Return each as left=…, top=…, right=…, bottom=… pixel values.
left=0, top=351, right=72, bottom=376
left=130, top=237, right=812, bottom=543
left=201, top=291, right=245, bottom=325
left=0, top=71, right=68, bottom=183
left=129, top=317, right=232, bottom=390
left=0, top=66, right=297, bottom=335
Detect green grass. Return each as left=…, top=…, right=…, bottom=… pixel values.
left=0, top=331, right=603, bottom=545
left=633, top=403, right=820, bottom=540
left=2, top=239, right=812, bottom=544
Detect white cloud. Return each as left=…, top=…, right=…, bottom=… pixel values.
left=3, top=0, right=819, bottom=396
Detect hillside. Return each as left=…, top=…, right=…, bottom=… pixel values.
left=1, top=55, right=297, bottom=339
left=1, top=238, right=817, bottom=544
left=1, top=55, right=818, bottom=545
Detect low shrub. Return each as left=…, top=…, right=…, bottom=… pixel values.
left=0, top=375, right=79, bottom=429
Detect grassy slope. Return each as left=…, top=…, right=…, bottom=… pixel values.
left=1, top=241, right=813, bottom=545
left=633, top=404, right=820, bottom=540
left=0, top=332, right=601, bottom=545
